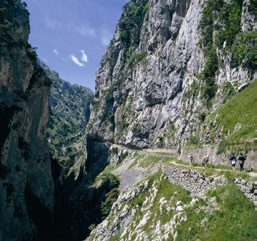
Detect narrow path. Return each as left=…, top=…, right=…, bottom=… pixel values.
left=141, top=148, right=257, bottom=178
left=111, top=144, right=256, bottom=208
left=111, top=144, right=257, bottom=178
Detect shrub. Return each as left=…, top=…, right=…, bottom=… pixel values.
left=118, top=0, right=148, bottom=49
left=231, top=30, right=257, bottom=70
left=100, top=188, right=120, bottom=219
left=189, top=135, right=199, bottom=145
left=135, top=51, right=147, bottom=65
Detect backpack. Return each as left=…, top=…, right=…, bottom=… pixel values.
left=238, top=157, right=244, bottom=165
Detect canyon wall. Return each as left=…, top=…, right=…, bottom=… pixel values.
left=0, top=1, right=55, bottom=240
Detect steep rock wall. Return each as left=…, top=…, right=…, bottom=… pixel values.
left=0, top=1, right=54, bottom=240
left=60, top=0, right=255, bottom=239
left=87, top=0, right=255, bottom=155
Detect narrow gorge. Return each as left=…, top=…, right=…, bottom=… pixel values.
left=0, top=0, right=256, bottom=241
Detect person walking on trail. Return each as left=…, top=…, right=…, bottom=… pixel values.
left=188, top=153, right=194, bottom=166
left=202, top=154, right=209, bottom=168
left=238, top=153, right=246, bottom=172
left=230, top=153, right=237, bottom=171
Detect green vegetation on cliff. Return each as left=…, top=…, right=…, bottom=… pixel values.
left=0, top=0, right=38, bottom=62
left=203, top=79, right=257, bottom=153
left=176, top=184, right=256, bottom=241
left=198, top=0, right=255, bottom=104
left=0, top=0, right=28, bottom=29
left=119, top=0, right=148, bottom=48
left=39, top=61, right=94, bottom=177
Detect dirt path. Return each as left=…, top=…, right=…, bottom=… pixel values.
left=141, top=148, right=257, bottom=178
left=110, top=145, right=256, bottom=192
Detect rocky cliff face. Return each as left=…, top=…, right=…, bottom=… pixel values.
left=24, top=0, right=255, bottom=240
left=79, top=1, right=256, bottom=236
left=39, top=60, right=94, bottom=178
left=0, top=1, right=54, bottom=240
left=87, top=0, right=255, bottom=153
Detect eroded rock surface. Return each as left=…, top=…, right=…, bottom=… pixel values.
left=0, top=2, right=54, bottom=240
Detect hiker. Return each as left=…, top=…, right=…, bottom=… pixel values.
left=188, top=153, right=194, bottom=166
left=202, top=154, right=209, bottom=168
left=230, top=153, right=237, bottom=171
left=238, top=153, right=246, bottom=172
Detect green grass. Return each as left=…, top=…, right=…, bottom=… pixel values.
left=86, top=159, right=256, bottom=240
left=138, top=155, right=160, bottom=168
left=128, top=153, right=146, bottom=169
left=204, top=79, right=257, bottom=150
left=221, top=170, right=253, bottom=182
left=176, top=184, right=257, bottom=241
left=108, top=232, right=122, bottom=241
left=92, top=157, right=126, bottom=186
left=128, top=171, right=192, bottom=235
left=162, top=157, right=178, bottom=165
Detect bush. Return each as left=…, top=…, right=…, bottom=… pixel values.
left=100, top=188, right=120, bottom=219
left=135, top=51, right=147, bottom=64
left=118, top=0, right=148, bottom=49
left=231, top=30, right=257, bottom=70
left=157, top=137, right=164, bottom=148
left=189, top=135, right=199, bottom=145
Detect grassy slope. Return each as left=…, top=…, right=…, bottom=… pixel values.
left=86, top=150, right=256, bottom=241
left=176, top=184, right=257, bottom=241
left=88, top=169, right=256, bottom=241
left=204, top=79, right=257, bottom=146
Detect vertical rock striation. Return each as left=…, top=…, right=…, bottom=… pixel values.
left=0, top=1, right=54, bottom=240
left=87, top=0, right=255, bottom=153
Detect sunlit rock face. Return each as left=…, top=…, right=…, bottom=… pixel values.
left=87, top=0, right=254, bottom=152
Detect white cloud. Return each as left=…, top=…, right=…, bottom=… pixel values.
left=80, top=50, right=88, bottom=62
left=76, top=25, right=96, bottom=37
left=101, top=29, right=112, bottom=46
left=69, top=54, right=85, bottom=67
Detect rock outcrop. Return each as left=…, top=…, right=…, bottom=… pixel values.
left=86, top=161, right=256, bottom=241
left=67, top=0, right=256, bottom=239
left=39, top=60, right=94, bottom=177
left=0, top=1, right=54, bottom=240
left=87, top=0, right=255, bottom=155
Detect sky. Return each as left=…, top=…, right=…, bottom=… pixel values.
left=25, top=0, right=130, bottom=91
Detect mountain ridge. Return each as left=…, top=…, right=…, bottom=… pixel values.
left=38, top=60, right=94, bottom=178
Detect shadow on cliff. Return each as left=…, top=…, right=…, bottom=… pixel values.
left=52, top=136, right=116, bottom=241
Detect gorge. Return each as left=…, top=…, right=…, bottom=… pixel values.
left=0, top=0, right=256, bottom=241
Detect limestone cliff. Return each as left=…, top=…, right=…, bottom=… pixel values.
left=39, top=60, right=94, bottom=178
left=0, top=1, right=54, bottom=240
left=47, top=1, right=256, bottom=240
left=87, top=0, right=256, bottom=154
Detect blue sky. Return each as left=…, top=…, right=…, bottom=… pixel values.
left=25, top=0, right=129, bottom=91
